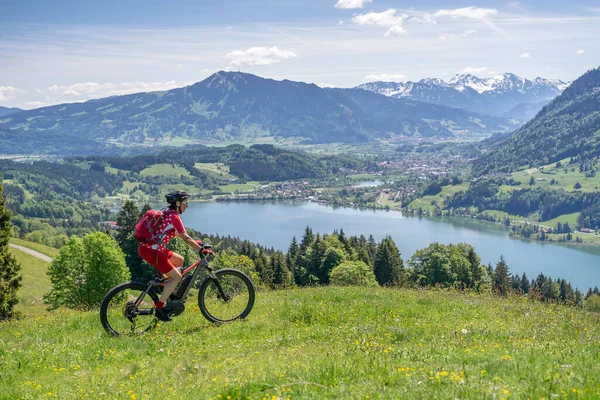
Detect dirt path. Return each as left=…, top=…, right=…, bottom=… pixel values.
left=9, top=244, right=53, bottom=263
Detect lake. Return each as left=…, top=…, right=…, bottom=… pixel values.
left=182, top=200, right=600, bottom=291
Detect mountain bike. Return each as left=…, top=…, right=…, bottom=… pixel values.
left=100, top=244, right=255, bottom=337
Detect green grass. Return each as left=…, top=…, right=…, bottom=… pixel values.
left=140, top=163, right=192, bottom=178
left=9, top=247, right=51, bottom=311
left=194, top=163, right=237, bottom=180
left=408, top=183, right=470, bottom=212
left=542, top=212, right=580, bottom=227
left=510, top=159, right=600, bottom=193
left=2, top=287, right=600, bottom=399
left=219, top=181, right=260, bottom=193
left=10, top=238, right=59, bottom=259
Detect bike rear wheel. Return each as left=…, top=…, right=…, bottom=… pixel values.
left=100, top=281, right=159, bottom=337
left=198, top=269, right=255, bottom=323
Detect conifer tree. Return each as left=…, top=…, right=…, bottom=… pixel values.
left=287, top=236, right=298, bottom=278
left=272, top=251, right=292, bottom=287
left=520, top=272, right=530, bottom=293
left=374, top=236, right=404, bottom=286
left=366, top=235, right=377, bottom=268
left=115, top=200, right=154, bottom=282
left=493, top=256, right=510, bottom=295
left=0, top=181, right=21, bottom=321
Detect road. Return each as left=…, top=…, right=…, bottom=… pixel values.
left=9, top=244, right=53, bottom=263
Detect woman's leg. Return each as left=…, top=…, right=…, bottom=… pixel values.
left=157, top=253, right=184, bottom=304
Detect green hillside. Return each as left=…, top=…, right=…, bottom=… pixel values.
left=473, top=66, right=600, bottom=175
left=1, top=287, right=599, bottom=399
left=8, top=245, right=51, bottom=313
left=0, top=72, right=518, bottom=155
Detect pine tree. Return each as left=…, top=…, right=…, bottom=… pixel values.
left=366, top=235, right=377, bottom=268
left=287, top=236, right=298, bottom=278
left=374, top=236, right=404, bottom=286
left=493, top=256, right=510, bottom=295
left=0, top=181, right=22, bottom=320
left=115, top=200, right=154, bottom=282
left=272, top=251, right=292, bottom=287
left=520, top=272, right=530, bottom=293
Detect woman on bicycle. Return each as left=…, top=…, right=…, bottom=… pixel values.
left=137, top=190, right=203, bottom=322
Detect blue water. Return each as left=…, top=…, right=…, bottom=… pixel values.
left=182, top=200, right=600, bottom=291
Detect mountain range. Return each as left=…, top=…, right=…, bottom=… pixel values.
left=0, top=72, right=518, bottom=155
left=0, top=107, right=23, bottom=117
left=357, top=73, right=569, bottom=121
left=472, top=66, right=600, bottom=174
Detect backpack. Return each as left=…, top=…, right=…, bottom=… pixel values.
left=133, top=209, right=165, bottom=244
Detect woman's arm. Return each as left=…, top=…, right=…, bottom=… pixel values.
left=178, top=232, right=203, bottom=251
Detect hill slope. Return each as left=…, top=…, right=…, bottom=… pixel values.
left=473, top=66, right=600, bottom=174
left=2, top=286, right=599, bottom=398
left=0, top=106, right=23, bottom=117
left=0, top=72, right=518, bottom=155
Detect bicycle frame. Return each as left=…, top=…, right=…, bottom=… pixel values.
left=134, top=251, right=221, bottom=310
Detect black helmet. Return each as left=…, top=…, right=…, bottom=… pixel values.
left=165, top=190, right=190, bottom=204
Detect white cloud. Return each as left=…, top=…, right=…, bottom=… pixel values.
left=225, top=46, right=297, bottom=68
left=363, top=73, right=405, bottom=82
left=520, top=53, right=531, bottom=58
left=316, top=82, right=336, bottom=88
left=0, top=86, right=21, bottom=102
left=41, top=81, right=181, bottom=100
left=433, top=6, right=498, bottom=21
left=352, top=9, right=407, bottom=27
left=429, top=7, right=504, bottom=34
left=335, top=0, right=372, bottom=9
left=576, top=49, right=585, bottom=54
left=21, top=101, right=51, bottom=109
left=385, top=26, right=408, bottom=36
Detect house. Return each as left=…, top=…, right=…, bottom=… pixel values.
left=580, top=228, right=593, bottom=233
left=100, top=221, right=119, bottom=230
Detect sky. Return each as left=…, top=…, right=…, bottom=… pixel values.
left=1, top=0, right=599, bottom=109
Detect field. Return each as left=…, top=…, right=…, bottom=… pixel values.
left=219, top=181, right=261, bottom=193
left=139, top=164, right=192, bottom=178
left=406, top=183, right=470, bottom=212
left=10, top=248, right=51, bottom=313
left=510, top=158, right=600, bottom=193
left=193, top=163, right=237, bottom=180
left=2, top=281, right=600, bottom=399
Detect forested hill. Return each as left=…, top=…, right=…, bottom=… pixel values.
left=472, top=67, right=600, bottom=175
left=0, top=72, right=517, bottom=155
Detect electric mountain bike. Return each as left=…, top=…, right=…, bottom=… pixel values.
left=100, top=244, right=255, bottom=337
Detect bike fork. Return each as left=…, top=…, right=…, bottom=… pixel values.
left=210, top=276, right=230, bottom=301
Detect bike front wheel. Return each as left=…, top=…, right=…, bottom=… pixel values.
left=100, top=281, right=159, bottom=337
left=198, top=269, right=255, bottom=323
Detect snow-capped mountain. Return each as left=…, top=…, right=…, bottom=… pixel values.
left=357, top=73, right=569, bottom=121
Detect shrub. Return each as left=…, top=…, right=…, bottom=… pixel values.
left=44, top=232, right=130, bottom=310
left=584, top=294, right=600, bottom=313
left=330, top=261, right=378, bottom=287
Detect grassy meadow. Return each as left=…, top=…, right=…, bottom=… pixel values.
left=3, top=244, right=600, bottom=399
left=2, top=283, right=600, bottom=399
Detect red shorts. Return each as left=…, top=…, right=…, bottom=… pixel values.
left=138, top=245, right=175, bottom=274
